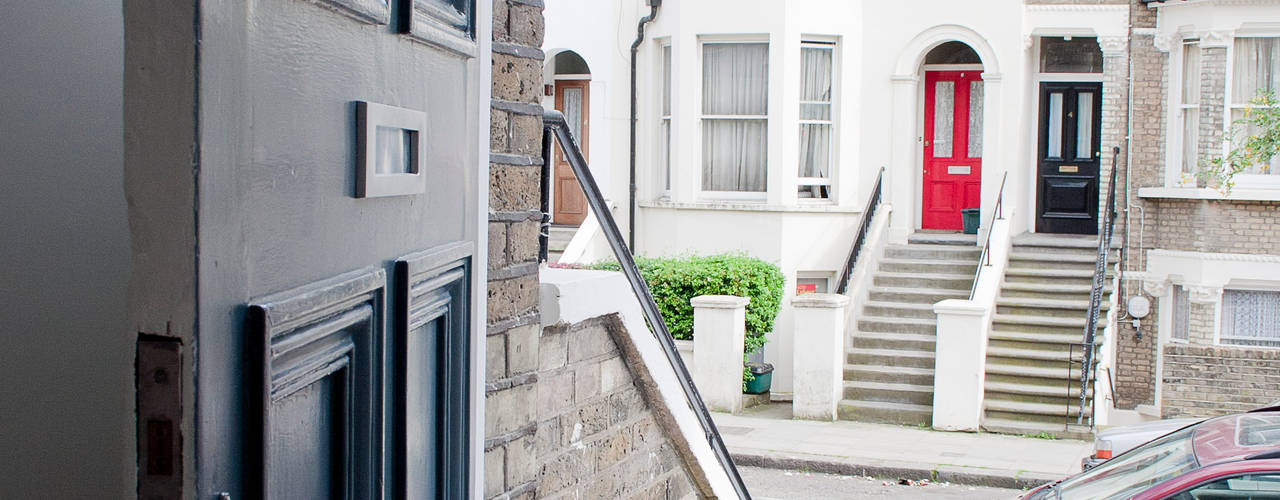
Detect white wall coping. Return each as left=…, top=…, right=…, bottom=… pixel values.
left=538, top=267, right=737, bottom=498
left=639, top=198, right=863, bottom=214
left=933, top=299, right=987, bottom=316
left=691, top=295, right=751, bottom=309
left=1138, top=187, right=1280, bottom=202
left=791, top=293, right=850, bottom=309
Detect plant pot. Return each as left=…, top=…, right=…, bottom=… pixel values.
left=743, top=362, right=773, bottom=394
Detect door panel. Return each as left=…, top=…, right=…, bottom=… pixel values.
left=554, top=80, right=589, bottom=225
left=1036, top=82, right=1102, bottom=234
left=393, top=242, right=472, bottom=500
left=922, top=71, right=983, bottom=230
left=247, top=269, right=385, bottom=500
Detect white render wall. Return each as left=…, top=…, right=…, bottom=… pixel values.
left=544, top=0, right=1129, bottom=395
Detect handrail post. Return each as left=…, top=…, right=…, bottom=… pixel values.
left=1078, top=146, right=1121, bottom=425
left=538, top=119, right=554, bottom=264
left=970, top=172, right=1008, bottom=299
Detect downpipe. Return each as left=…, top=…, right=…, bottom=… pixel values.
left=628, top=0, right=661, bottom=251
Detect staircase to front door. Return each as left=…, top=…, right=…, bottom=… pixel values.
left=840, top=233, right=979, bottom=426
left=982, top=233, right=1115, bottom=439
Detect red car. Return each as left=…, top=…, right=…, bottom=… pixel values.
left=1021, top=411, right=1280, bottom=499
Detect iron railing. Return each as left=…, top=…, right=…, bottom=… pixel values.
left=1078, top=146, right=1121, bottom=425
left=835, top=167, right=885, bottom=294
left=539, top=110, right=752, bottom=500
left=969, top=172, right=1008, bottom=300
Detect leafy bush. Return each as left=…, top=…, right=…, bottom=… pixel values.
left=591, top=254, right=784, bottom=354
left=1199, top=91, right=1280, bottom=193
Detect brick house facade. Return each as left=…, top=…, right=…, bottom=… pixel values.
left=1118, top=0, right=1280, bottom=418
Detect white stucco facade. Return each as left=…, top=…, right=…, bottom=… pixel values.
left=544, top=0, right=1130, bottom=394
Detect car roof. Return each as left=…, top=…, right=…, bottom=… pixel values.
left=1194, top=411, right=1280, bottom=465
left=1133, top=458, right=1280, bottom=500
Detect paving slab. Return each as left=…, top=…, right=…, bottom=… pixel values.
left=715, top=403, right=1093, bottom=490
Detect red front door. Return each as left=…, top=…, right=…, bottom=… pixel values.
left=922, top=70, right=983, bottom=230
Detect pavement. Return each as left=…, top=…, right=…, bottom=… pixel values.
left=738, top=466, right=1024, bottom=500
left=713, top=403, right=1093, bottom=490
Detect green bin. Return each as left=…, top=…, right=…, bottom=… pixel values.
left=961, top=208, right=981, bottom=234
left=743, top=362, right=773, bottom=394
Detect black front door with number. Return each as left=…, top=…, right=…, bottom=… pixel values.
left=1036, top=82, right=1102, bottom=234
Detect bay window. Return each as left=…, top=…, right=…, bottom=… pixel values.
left=1230, top=37, right=1280, bottom=176
left=798, top=41, right=834, bottom=199
left=701, top=42, right=769, bottom=194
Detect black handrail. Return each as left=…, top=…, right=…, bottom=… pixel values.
left=969, top=172, right=1008, bottom=300
left=1078, top=146, right=1121, bottom=425
left=835, top=167, right=885, bottom=294
left=541, top=110, right=752, bottom=500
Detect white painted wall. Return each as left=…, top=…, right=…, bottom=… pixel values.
left=545, top=0, right=1129, bottom=396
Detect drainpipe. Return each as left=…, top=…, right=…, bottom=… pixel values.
left=629, top=0, right=661, bottom=251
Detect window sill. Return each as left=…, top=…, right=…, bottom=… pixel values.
left=1137, top=187, right=1280, bottom=202
left=640, top=198, right=861, bottom=214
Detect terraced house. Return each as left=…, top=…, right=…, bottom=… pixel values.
left=1122, top=0, right=1280, bottom=420
left=544, top=0, right=1279, bottom=439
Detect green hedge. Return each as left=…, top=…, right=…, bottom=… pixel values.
left=593, top=254, right=784, bottom=353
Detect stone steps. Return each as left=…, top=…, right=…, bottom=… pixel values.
left=547, top=225, right=576, bottom=263
left=867, top=286, right=968, bottom=304
left=841, top=233, right=979, bottom=427
left=982, top=234, right=1114, bottom=438
left=838, top=400, right=933, bottom=427
left=849, top=331, right=937, bottom=351
left=843, top=364, right=935, bottom=386
left=844, top=380, right=934, bottom=406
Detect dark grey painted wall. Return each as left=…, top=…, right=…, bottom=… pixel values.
left=0, top=2, right=131, bottom=498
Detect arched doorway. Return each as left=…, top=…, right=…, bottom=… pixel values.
left=547, top=50, right=590, bottom=226
left=920, top=41, right=984, bottom=231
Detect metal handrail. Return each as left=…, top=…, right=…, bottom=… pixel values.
left=1079, top=146, right=1121, bottom=425
left=540, top=110, right=752, bottom=500
left=968, top=172, right=1009, bottom=300
left=835, top=167, right=885, bottom=294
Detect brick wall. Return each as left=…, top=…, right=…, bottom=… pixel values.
left=1196, top=48, right=1227, bottom=173
left=1187, top=301, right=1216, bottom=344
left=537, top=316, right=697, bottom=499
left=487, top=0, right=546, bottom=498
left=1149, top=200, right=1280, bottom=254
left=1162, top=344, right=1280, bottom=418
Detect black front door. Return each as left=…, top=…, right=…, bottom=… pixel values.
left=1036, top=82, right=1102, bottom=234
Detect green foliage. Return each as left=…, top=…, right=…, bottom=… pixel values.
left=1199, top=91, right=1280, bottom=194
left=591, top=253, right=785, bottom=351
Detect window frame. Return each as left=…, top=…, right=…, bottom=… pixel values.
left=1225, top=35, right=1280, bottom=188
left=658, top=41, right=673, bottom=198
left=1171, top=284, right=1191, bottom=343
left=1217, top=287, right=1280, bottom=349
left=797, top=40, right=837, bottom=202
left=698, top=38, right=770, bottom=201
left=1178, top=38, right=1202, bottom=184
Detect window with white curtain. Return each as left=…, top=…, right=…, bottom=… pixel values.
left=1172, top=285, right=1190, bottom=342
left=702, top=42, right=769, bottom=194
left=798, top=42, right=834, bottom=199
left=1180, top=39, right=1202, bottom=178
left=1230, top=37, right=1280, bottom=176
left=1220, top=289, right=1280, bottom=348
left=660, top=44, right=672, bottom=194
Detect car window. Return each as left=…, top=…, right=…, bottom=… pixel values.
left=1054, top=426, right=1199, bottom=500
left=1166, top=473, right=1280, bottom=500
